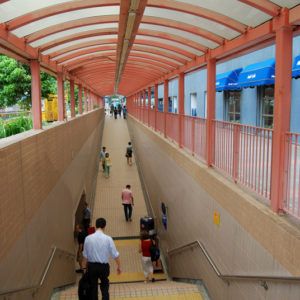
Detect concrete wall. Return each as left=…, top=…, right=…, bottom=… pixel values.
left=128, top=115, right=300, bottom=300
left=0, top=109, right=104, bottom=298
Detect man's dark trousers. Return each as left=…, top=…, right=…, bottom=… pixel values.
left=123, top=204, right=132, bottom=221
left=88, top=262, right=110, bottom=300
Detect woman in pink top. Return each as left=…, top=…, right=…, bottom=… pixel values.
left=121, top=184, right=134, bottom=222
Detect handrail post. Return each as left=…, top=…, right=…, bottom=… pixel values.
left=233, top=124, right=240, bottom=183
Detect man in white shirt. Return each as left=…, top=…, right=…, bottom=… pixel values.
left=83, top=218, right=121, bottom=300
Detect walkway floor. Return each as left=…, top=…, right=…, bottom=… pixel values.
left=51, top=113, right=204, bottom=300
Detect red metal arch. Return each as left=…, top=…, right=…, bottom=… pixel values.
left=26, top=15, right=119, bottom=44
left=147, top=0, right=247, bottom=33
left=237, top=0, right=280, bottom=17
left=137, top=29, right=207, bottom=53
left=6, top=0, right=121, bottom=31
left=141, top=16, right=224, bottom=45
left=40, top=28, right=118, bottom=52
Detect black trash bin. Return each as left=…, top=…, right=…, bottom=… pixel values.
left=140, top=216, right=154, bottom=234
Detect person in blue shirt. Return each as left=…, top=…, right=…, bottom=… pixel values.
left=83, top=218, right=121, bottom=300
left=122, top=105, right=127, bottom=119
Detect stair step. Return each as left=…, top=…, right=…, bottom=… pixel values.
left=51, top=280, right=204, bottom=299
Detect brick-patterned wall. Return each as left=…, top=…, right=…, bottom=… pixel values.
left=0, top=109, right=103, bottom=295
left=128, top=115, right=300, bottom=300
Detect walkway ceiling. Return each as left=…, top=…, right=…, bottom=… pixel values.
left=0, top=0, right=300, bottom=97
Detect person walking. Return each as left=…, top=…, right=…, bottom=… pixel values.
left=121, top=184, right=134, bottom=222
left=83, top=218, right=121, bottom=300
left=122, top=105, right=127, bottom=119
left=75, top=224, right=87, bottom=273
left=114, top=107, right=118, bottom=119
left=138, top=231, right=154, bottom=283
left=100, top=146, right=107, bottom=172
left=83, top=202, right=91, bottom=233
left=104, top=152, right=112, bottom=178
left=125, top=142, right=133, bottom=165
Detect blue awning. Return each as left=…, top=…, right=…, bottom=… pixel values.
left=292, top=55, right=300, bottom=78
left=237, top=58, right=275, bottom=88
left=215, top=68, right=242, bottom=91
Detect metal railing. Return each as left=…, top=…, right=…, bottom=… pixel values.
left=168, top=240, right=300, bottom=288
left=0, top=247, right=75, bottom=296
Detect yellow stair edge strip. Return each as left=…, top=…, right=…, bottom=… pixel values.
left=109, top=272, right=166, bottom=283
left=112, top=292, right=203, bottom=300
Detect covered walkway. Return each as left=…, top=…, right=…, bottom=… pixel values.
left=51, top=114, right=205, bottom=300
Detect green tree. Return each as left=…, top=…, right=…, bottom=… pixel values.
left=0, top=54, right=57, bottom=110
left=0, top=54, right=31, bottom=109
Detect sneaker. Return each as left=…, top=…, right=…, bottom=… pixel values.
left=151, top=278, right=155, bottom=282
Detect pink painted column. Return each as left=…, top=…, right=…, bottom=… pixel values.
left=89, top=92, right=93, bottom=111
left=148, top=86, right=151, bottom=127
left=154, top=84, right=158, bottom=131
left=270, top=9, right=293, bottom=213
left=70, top=79, right=75, bottom=118
left=84, top=88, right=88, bottom=112
left=206, top=56, right=216, bottom=167
left=78, top=84, right=83, bottom=114
left=178, top=72, right=185, bottom=148
left=30, top=60, right=42, bottom=129
left=142, top=90, right=146, bottom=124
left=139, top=91, right=142, bottom=121
left=57, top=72, right=64, bottom=121
left=163, top=80, right=169, bottom=138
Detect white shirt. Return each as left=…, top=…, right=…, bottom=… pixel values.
left=83, top=230, right=119, bottom=263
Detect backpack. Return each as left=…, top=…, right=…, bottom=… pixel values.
left=149, top=240, right=160, bottom=262
left=78, top=273, right=91, bottom=300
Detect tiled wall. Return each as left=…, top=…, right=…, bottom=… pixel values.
left=0, top=109, right=104, bottom=296
left=128, top=116, right=300, bottom=300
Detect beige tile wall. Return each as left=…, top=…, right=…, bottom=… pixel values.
left=128, top=116, right=300, bottom=300
left=0, top=109, right=104, bottom=296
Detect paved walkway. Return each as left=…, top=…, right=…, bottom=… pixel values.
left=51, top=113, right=204, bottom=300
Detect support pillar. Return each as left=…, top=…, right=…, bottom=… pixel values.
left=163, top=80, right=169, bottom=138
left=30, top=60, right=42, bottom=129
left=154, top=84, right=158, bottom=131
left=270, top=9, right=293, bottom=213
left=206, top=56, right=216, bottom=167
left=142, top=89, right=146, bottom=123
left=148, top=86, right=151, bottom=127
left=70, top=79, right=75, bottom=118
left=84, top=88, right=88, bottom=112
left=178, top=72, right=185, bottom=148
left=57, top=72, right=64, bottom=121
left=78, top=84, right=83, bottom=114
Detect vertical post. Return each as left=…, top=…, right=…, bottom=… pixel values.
left=206, top=55, right=216, bottom=167
left=70, top=79, right=75, bottom=118
left=148, top=86, right=151, bottom=127
left=178, top=72, right=185, bottom=148
left=57, top=72, right=64, bottom=121
left=233, top=124, right=240, bottom=182
left=164, top=79, right=169, bottom=138
left=30, top=60, right=42, bottom=129
left=89, top=92, right=93, bottom=111
left=143, top=89, right=146, bottom=124
left=78, top=85, right=83, bottom=114
left=154, top=83, right=158, bottom=131
left=270, top=9, right=293, bottom=213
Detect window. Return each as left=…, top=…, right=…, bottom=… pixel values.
left=190, top=93, right=197, bottom=116
left=173, top=96, right=178, bottom=113
left=158, top=98, right=163, bottom=111
left=261, top=86, right=274, bottom=128
left=225, top=91, right=241, bottom=123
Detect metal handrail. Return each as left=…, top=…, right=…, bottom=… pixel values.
left=168, top=240, right=300, bottom=283
left=0, top=247, right=75, bottom=296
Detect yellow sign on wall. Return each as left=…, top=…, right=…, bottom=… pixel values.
left=213, top=210, right=220, bottom=227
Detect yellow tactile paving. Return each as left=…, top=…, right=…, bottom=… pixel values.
left=112, top=294, right=203, bottom=300
left=109, top=272, right=166, bottom=283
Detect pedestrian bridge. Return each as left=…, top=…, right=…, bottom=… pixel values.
left=1, top=109, right=300, bottom=300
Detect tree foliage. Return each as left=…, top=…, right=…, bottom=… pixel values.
left=0, top=54, right=57, bottom=110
